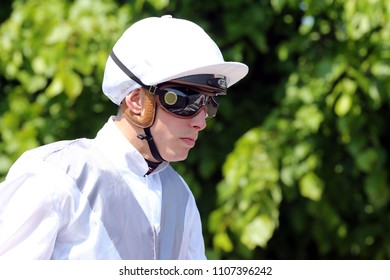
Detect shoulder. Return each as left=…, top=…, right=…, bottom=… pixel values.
left=4, top=139, right=94, bottom=182
left=29, top=139, right=92, bottom=160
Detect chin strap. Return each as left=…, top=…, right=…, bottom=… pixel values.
left=137, top=127, right=165, bottom=162
left=111, top=50, right=165, bottom=163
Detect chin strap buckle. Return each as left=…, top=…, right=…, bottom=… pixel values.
left=137, top=134, right=153, bottom=141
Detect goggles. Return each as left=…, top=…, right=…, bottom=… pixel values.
left=110, top=50, right=227, bottom=118
left=157, top=85, right=220, bottom=118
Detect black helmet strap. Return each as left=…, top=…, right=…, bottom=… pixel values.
left=137, top=127, right=165, bottom=163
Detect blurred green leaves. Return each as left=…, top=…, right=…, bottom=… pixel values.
left=210, top=128, right=281, bottom=252
left=1, top=0, right=390, bottom=260
left=0, top=0, right=130, bottom=173
left=208, top=0, right=390, bottom=259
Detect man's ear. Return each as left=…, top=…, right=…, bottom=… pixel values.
left=124, top=88, right=142, bottom=115
left=122, top=88, right=157, bottom=128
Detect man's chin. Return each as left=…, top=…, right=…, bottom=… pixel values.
left=163, top=151, right=190, bottom=163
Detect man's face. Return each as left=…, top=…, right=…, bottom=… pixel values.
left=150, top=105, right=207, bottom=162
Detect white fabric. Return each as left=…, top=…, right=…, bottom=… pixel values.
left=102, top=15, right=249, bottom=105
left=0, top=117, right=206, bottom=259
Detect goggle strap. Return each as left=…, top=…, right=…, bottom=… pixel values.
left=110, top=50, right=160, bottom=95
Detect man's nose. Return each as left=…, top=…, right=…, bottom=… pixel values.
left=190, top=108, right=207, bottom=131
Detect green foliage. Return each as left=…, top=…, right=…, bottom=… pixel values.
left=210, top=0, right=390, bottom=259
left=1, top=0, right=390, bottom=260
left=209, top=128, right=281, bottom=254
left=0, top=0, right=130, bottom=175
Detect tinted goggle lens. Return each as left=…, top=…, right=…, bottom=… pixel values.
left=158, top=87, right=219, bottom=118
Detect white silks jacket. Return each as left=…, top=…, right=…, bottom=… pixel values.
left=0, top=117, right=206, bottom=260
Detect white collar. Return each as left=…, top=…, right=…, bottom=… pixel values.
left=94, top=116, right=169, bottom=176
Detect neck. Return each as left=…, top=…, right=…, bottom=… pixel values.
left=114, top=115, right=157, bottom=162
